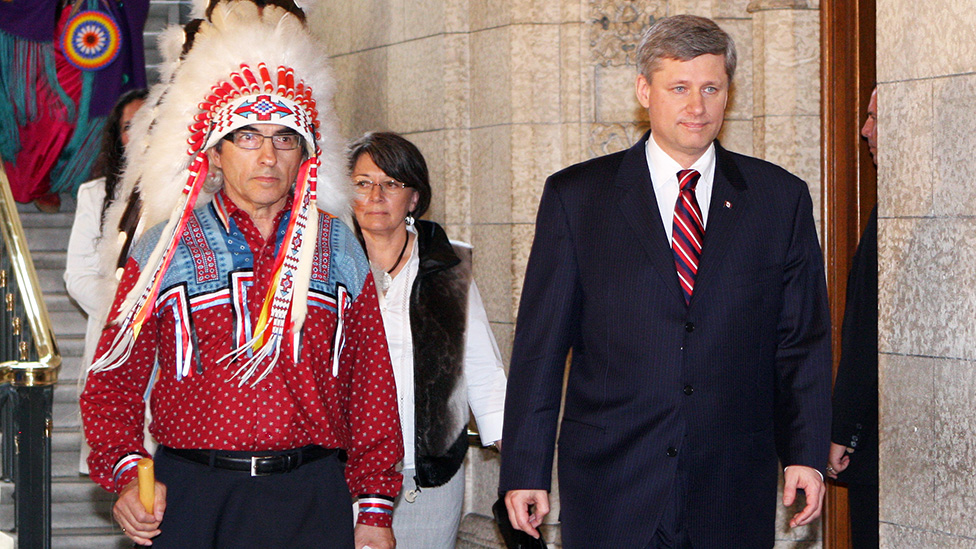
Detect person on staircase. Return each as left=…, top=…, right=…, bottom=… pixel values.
left=81, top=3, right=402, bottom=548
left=64, top=87, right=149, bottom=474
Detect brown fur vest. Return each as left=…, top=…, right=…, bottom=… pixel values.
left=411, top=220, right=471, bottom=488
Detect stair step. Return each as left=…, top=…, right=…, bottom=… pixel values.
left=30, top=251, right=67, bottom=272
left=51, top=528, right=130, bottom=549
left=47, top=311, right=87, bottom=338
left=0, top=477, right=115, bottom=531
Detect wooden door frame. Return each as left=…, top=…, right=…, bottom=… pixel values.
left=820, top=0, right=876, bottom=546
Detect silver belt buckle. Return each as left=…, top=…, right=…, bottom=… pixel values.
left=250, top=456, right=272, bottom=477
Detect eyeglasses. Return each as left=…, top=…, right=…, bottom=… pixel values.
left=224, top=130, right=302, bottom=151
left=352, top=178, right=410, bottom=195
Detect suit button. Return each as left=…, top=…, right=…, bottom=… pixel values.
left=683, top=385, right=694, bottom=395
left=666, top=447, right=678, bottom=457
left=685, top=322, right=695, bottom=332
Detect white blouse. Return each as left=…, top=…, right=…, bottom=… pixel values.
left=375, top=229, right=507, bottom=470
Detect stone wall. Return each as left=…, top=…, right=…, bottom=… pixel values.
left=311, top=1, right=822, bottom=546
left=876, top=1, right=976, bottom=545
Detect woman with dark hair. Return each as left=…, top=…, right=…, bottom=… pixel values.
left=348, top=131, right=507, bottom=548
left=64, top=88, right=148, bottom=473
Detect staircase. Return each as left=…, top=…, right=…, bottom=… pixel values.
left=0, top=199, right=129, bottom=548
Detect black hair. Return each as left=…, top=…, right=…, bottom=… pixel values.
left=94, top=88, right=149, bottom=222
left=346, top=131, right=431, bottom=219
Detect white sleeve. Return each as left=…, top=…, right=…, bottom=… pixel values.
left=463, top=279, right=508, bottom=446
left=64, top=179, right=110, bottom=317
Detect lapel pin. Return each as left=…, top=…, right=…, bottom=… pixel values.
left=724, top=200, right=732, bottom=209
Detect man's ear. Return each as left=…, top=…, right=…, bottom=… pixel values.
left=207, top=147, right=221, bottom=169
left=635, top=73, right=652, bottom=109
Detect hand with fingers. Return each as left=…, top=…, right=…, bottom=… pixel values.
left=114, top=478, right=167, bottom=546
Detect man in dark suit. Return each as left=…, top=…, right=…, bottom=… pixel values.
left=827, top=86, right=879, bottom=548
left=500, top=14, right=832, bottom=548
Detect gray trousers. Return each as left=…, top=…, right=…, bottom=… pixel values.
left=392, top=465, right=465, bottom=549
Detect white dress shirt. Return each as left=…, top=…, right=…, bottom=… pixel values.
left=375, top=227, right=507, bottom=470
left=645, top=135, right=717, bottom=243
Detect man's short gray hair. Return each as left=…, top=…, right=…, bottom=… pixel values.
left=636, top=14, right=737, bottom=83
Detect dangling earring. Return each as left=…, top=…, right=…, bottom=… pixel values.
left=405, top=213, right=415, bottom=226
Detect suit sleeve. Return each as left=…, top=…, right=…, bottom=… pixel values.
left=831, top=208, right=878, bottom=450
left=499, top=177, right=582, bottom=492
left=773, top=184, right=833, bottom=472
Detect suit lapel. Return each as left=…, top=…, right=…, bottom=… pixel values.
left=614, top=132, right=685, bottom=303
left=691, top=143, right=749, bottom=306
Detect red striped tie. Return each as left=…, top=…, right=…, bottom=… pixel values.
left=672, top=169, right=704, bottom=305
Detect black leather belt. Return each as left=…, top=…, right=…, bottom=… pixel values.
left=164, top=446, right=335, bottom=476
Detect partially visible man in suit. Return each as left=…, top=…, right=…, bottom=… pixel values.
left=500, top=14, right=832, bottom=548
left=827, top=86, right=879, bottom=548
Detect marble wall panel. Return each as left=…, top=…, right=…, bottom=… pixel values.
left=877, top=217, right=921, bottom=356
left=877, top=0, right=976, bottom=84
left=594, top=64, right=640, bottom=124
left=721, top=17, right=754, bottom=121
left=309, top=0, right=393, bottom=55
left=443, top=222, right=472, bottom=249
left=406, top=128, right=471, bottom=226
left=387, top=36, right=447, bottom=133
left=586, top=121, right=645, bottom=158
left=879, top=524, right=976, bottom=549
left=511, top=123, right=565, bottom=223
left=669, top=0, right=715, bottom=17
left=754, top=115, right=821, bottom=194
left=443, top=33, right=473, bottom=130
left=717, top=118, right=754, bottom=158
left=587, top=0, right=665, bottom=68
left=712, top=0, right=754, bottom=18
left=389, top=0, right=443, bottom=42
left=879, top=218, right=976, bottom=360
left=878, top=353, right=937, bottom=531
left=750, top=10, right=819, bottom=117
left=932, top=74, right=976, bottom=218
left=559, top=22, right=586, bottom=124
left=511, top=223, right=536, bottom=320
left=471, top=223, right=515, bottom=324
left=331, top=48, right=390, bottom=139
left=470, top=27, right=513, bottom=127
left=879, top=81, right=934, bottom=218
left=510, top=24, right=563, bottom=124
left=470, top=125, right=514, bottom=225
left=933, top=358, right=976, bottom=538
left=463, top=448, right=503, bottom=519
left=469, top=0, right=509, bottom=31
left=560, top=121, right=585, bottom=167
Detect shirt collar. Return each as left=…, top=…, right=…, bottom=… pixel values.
left=646, top=134, right=716, bottom=190
left=212, top=188, right=293, bottom=233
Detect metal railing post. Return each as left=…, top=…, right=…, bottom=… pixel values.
left=12, top=385, right=52, bottom=549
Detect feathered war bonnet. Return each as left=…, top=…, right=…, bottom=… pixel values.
left=90, top=1, right=352, bottom=385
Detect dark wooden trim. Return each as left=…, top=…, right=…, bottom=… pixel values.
left=820, top=0, right=876, bottom=546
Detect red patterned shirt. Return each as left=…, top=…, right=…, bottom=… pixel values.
left=81, top=191, right=403, bottom=527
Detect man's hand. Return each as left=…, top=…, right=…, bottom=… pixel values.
left=827, top=442, right=852, bottom=479
left=783, top=465, right=825, bottom=528
left=355, top=524, right=395, bottom=549
left=113, top=478, right=166, bottom=546
left=505, top=489, right=549, bottom=539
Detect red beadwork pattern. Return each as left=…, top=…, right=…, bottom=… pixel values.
left=181, top=215, right=219, bottom=283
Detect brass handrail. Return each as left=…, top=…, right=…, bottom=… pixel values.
left=0, top=165, right=61, bottom=387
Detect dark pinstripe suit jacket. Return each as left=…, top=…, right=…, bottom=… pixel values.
left=499, top=133, right=832, bottom=548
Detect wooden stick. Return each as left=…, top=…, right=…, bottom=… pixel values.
left=137, top=458, right=154, bottom=513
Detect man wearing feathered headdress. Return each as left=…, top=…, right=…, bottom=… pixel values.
left=80, top=2, right=402, bottom=547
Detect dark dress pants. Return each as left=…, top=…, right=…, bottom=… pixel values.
left=848, top=482, right=879, bottom=548
left=148, top=446, right=354, bottom=548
